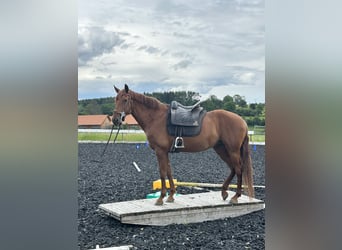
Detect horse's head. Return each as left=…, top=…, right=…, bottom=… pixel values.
left=112, top=84, right=133, bottom=126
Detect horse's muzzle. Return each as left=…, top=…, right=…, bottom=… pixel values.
left=112, top=111, right=126, bottom=126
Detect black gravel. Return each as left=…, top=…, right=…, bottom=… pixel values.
left=78, top=143, right=265, bottom=250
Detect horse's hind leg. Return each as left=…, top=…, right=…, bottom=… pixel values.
left=229, top=152, right=243, bottom=204
left=214, top=144, right=235, bottom=201
left=230, top=157, right=242, bottom=203
left=222, top=169, right=235, bottom=201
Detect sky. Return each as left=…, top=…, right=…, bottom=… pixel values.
left=78, top=0, right=264, bottom=103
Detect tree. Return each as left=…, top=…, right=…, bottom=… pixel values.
left=101, top=103, right=114, bottom=115
left=233, top=94, right=247, bottom=107
left=202, top=95, right=223, bottom=111
left=256, top=103, right=265, bottom=115
left=78, top=103, right=86, bottom=115
left=222, top=95, right=236, bottom=112
left=145, top=91, right=201, bottom=105
left=235, top=106, right=252, bottom=116
left=85, top=100, right=101, bottom=114
left=249, top=103, right=257, bottom=110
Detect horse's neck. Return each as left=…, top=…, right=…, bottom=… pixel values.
left=131, top=96, right=167, bottom=131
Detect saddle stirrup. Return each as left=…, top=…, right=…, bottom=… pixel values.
left=174, top=137, right=185, bottom=148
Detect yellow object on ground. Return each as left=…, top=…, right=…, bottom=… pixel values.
left=152, top=179, right=265, bottom=190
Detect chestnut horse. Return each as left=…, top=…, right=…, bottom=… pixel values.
left=112, top=84, right=254, bottom=205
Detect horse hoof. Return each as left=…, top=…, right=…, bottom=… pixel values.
left=222, top=191, right=228, bottom=201
left=166, top=197, right=174, bottom=203
left=155, top=199, right=163, bottom=206
left=229, top=197, right=238, bottom=204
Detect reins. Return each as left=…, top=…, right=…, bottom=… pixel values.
left=91, top=124, right=122, bottom=163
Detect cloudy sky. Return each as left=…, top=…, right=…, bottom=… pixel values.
left=78, top=0, right=264, bottom=103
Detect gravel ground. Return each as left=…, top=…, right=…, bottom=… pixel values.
left=78, top=143, right=265, bottom=250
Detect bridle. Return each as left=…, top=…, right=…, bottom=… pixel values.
left=91, top=123, right=122, bottom=164
left=113, top=93, right=133, bottom=125
left=91, top=88, right=133, bottom=164
left=117, top=111, right=126, bottom=123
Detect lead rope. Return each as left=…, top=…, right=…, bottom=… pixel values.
left=91, top=124, right=122, bottom=163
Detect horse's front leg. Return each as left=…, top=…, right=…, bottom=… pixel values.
left=155, top=175, right=166, bottom=206
left=166, top=160, right=176, bottom=203
left=155, top=149, right=173, bottom=205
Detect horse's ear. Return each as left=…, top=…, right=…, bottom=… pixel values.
left=114, top=85, right=120, bottom=93
left=124, top=84, right=129, bottom=93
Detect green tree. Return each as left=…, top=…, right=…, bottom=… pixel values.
left=235, top=106, right=253, bottom=116
left=222, top=95, right=236, bottom=112
left=256, top=103, right=265, bottom=115
left=101, top=103, right=114, bottom=115
left=146, top=91, right=200, bottom=105
left=85, top=100, right=101, bottom=114
left=202, top=95, right=223, bottom=111
left=78, top=103, right=87, bottom=115
left=233, top=94, right=247, bottom=107
left=249, top=103, right=257, bottom=110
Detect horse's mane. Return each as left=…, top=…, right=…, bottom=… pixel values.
left=131, top=91, right=163, bottom=109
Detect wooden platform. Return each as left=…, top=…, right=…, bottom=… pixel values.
left=88, top=245, right=133, bottom=250
left=99, top=191, right=265, bottom=226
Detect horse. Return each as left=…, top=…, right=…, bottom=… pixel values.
left=112, top=84, right=254, bottom=205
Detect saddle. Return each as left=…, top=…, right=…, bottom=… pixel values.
left=170, top=100, right=203, bottom=126
left=167, top=100, right=206, bottom=151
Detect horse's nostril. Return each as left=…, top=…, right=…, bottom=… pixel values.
left=113, top=117, right=122, bottom=126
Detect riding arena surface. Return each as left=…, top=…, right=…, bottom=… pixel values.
left=78, top=143, right=265, bottom=250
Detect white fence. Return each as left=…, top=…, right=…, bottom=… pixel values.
left=78, top=129, right=145, bottom=134
left=78, top=129, right=264, bottom=145
left=79, top=129, right=254, bottom=135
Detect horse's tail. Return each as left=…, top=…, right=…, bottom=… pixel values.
left=241, top=134, right=255, bottom=198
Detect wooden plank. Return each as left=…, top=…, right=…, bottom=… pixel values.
left=88, top=245, right=133, bottom=250
left=99, top=191, right=265, bottom=226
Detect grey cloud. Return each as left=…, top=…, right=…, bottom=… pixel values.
left=171, top=51, right=192, bottom=59
left=161, top=50, right=169, bottom=56
left=101, top=61, right=116, bottom=66
left=172, top=21, right=182, bottom=26
left=146, top=46, right=160, bottom=54
left=120, top=43, right=131, bottom=50
left=155, top=1, right=184, bottom=14
left=151, top=31, right=160, bottom=37
left=173, top=60, right=192, bottom=70
left=78, top=26, right=124, bottom=66
left=137, top=45, right=147, bottom=51
left=237, top=0, right=264, bottom=13
left=118, top=32, right=130, bottom=36
left=173, top=32, right=192, bottom=38
left=137, top=45, right=160, bottom=54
